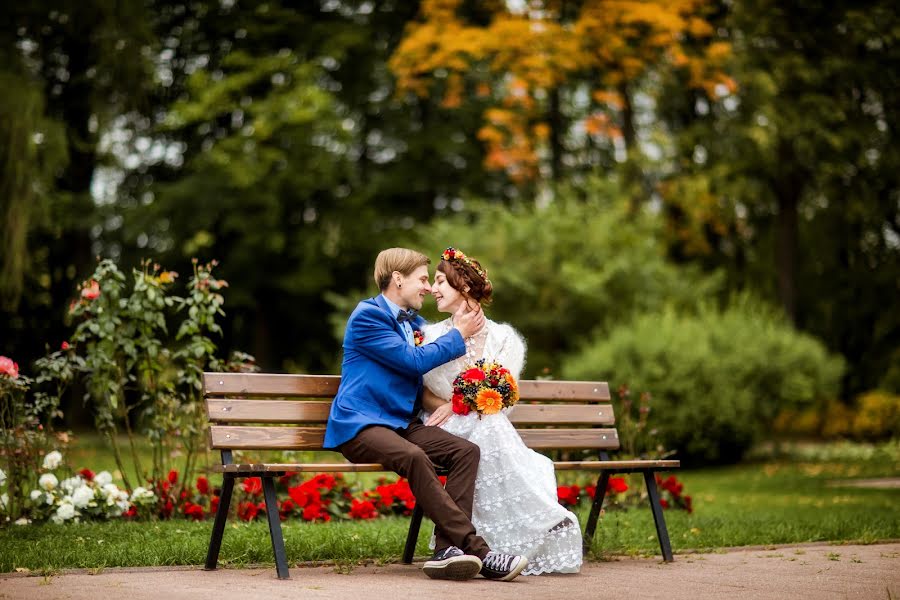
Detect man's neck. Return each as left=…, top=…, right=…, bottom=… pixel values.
left=381, top=289, right=409, bottom=310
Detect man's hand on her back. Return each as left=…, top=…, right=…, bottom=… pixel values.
left=454, top=302, right=485, bottom=339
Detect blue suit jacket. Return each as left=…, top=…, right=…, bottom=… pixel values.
left=323, top=295, right=466, bottom=449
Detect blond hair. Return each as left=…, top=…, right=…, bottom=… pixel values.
left=373, top=248, right=431, bottom=291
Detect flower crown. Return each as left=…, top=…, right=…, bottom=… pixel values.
left=441, top=247, right=489, bottom=282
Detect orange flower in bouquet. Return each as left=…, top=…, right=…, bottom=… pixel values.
left=451, top=358, right=519, bottom=417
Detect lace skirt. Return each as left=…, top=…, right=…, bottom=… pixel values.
left=440, top=411, right=583, bottom=575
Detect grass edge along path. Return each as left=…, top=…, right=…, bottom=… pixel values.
left=2, top=460, right=899, bottom=573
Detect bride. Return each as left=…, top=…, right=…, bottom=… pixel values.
left=420, top=247, right=582, bottom=575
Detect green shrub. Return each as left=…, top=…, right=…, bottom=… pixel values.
left=851, top=390, right=900, bottom=439
left=409, top=180, right=722, bottom=376
left=562, top=296, right=845, bottom=463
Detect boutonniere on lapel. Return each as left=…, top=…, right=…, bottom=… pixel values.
left=413, top=330, right=424, bottom=346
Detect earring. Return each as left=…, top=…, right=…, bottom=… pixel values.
left=397, top=282, right=402, bottom=288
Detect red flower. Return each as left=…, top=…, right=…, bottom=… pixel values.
left=585, top=484, right=596, bottom=499
left=79, top=468, right=95, bottom=481
left=375, top=484, right=395, bottom=509
left=302, top=503, right=322, bottom=521
left=123, top=506, right=138, bottom=519
left=196, top=476, right=209, bottom=495
left=61, top=341, right=70, bottom=350
left=183, top=502, right=205, bottom=521
left=607, top=476, right=628, bottom=495
left=237, top=501, right=259, bottom=521
left=167, top=469, right=178, bottom=485
left=0, top=356, right=18, bottom=379
left=209, top=495, right=220, bottom=515
left=451, top=393, right=470, bottom=416
left=287, top=485, right=309, bottom=507
left=280, top=499, right=296, bottom=520
left=349, top=499, right=378, bottom=520
left=311, top=473, right=336, bottom=490
left=462, top=368, right=486, bottom=382
left=81, top=279, right=101, bottom=300
left=660, top=498, right=669, bottom=509
left=243, top=477, right=263, bottom=496
left=557, top=484, right=580, bottom=506
left=162, top=499, right=174, bottom=518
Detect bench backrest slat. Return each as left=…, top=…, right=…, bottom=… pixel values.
left=203, top=372, right=619, bottom=453
left=204, top=373, right=341, bottom=397
left=209, top=425, right=620, bottom=451
left=206, top=399, right=615, bottom=426
left=203, top=373, right=609, bottom=402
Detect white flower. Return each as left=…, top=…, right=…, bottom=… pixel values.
left=0, top=468, right=6, bottom=486
left=60, top=476, right=84, bottom=494
left=94, top=471, right=113, bottom=486
left=71, top=485, right=95, bottom=509
left=51, top=503, right=76, bottom=524
left=39, top=473, right=59, bottom=491
left=0, top=493, right=7, bottom=509
left=14, top=517, right=31, bottom=526
left=42, top=450, right=63, bottom=470
left=130, top=486, right=156, bottom=506
left=30, top=489, right=43, bottom=501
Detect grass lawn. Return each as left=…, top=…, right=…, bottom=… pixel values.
left=2, top=439, right=898, bottom=573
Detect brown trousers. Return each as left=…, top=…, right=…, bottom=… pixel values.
left=340, top=422, right=490, bottom=559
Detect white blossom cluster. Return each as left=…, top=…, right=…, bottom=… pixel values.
left=20, top=450, right=158, bottom=524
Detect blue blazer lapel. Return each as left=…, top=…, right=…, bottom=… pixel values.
left=374, top=295, right=405, bottom=338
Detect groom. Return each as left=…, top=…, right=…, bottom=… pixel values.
left=324, top=248, right=527, bottom=581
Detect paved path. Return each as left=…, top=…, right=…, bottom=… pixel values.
left=2, top=542, right=898, bottom=600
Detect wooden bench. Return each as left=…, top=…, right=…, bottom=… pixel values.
left=202, top=372, right=681, bottom=579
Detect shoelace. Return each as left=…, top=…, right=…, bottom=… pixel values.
left=483, top=552, right=514, bottom=571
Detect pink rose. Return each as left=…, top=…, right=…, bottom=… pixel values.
left=81, top=279, right=101, bottom=300
left=0, top=356, right=18, bottom=379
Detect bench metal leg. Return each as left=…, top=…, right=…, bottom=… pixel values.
left=582, top=471, right=610, bottom=556
left=262, top=476, right=290, bottom=579
left=403, top=503, right=425, bottom=564
left=643, top=471, right=674, bottom=562
left=204, top=474, right=235, bottom=571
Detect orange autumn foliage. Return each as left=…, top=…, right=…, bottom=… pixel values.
left=390, top=0, right=732, bottom=183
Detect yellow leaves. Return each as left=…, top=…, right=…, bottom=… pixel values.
left=389, top=0, right=730, bottom=184
left=688, top=16, right=714, bottom=38
left=441, top=74, right=464, bottom=108
left=592, top=90, right=625, bottom=110
left=584, top=113, right=623, bottom=140
left=706, top=41, right=732, bottom=63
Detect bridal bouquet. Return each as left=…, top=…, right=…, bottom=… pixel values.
left=450, top=358, right=519, bottom=416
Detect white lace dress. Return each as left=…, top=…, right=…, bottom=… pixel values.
left=422, top=318, right=582, bottom=575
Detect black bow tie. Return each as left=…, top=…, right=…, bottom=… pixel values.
left=397, top=309, right=418, bottom=323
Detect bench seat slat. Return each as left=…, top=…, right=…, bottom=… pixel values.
left=211, top=459, right=680, bottom=474
left=213, top=463, right=387, bottom=473
left=206, top=399, right=615, bottom=425
left=553, top=460, right=680, bottom=470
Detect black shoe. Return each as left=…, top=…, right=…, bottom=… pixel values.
left=422, top=546, right=482, bottom=580
left=479, top=551, right=528, bottom=581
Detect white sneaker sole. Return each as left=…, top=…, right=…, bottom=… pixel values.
left=422, top=555, right=483, bottom=580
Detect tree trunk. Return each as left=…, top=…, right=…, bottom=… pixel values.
left=548, top=87, right=563, bottom=182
